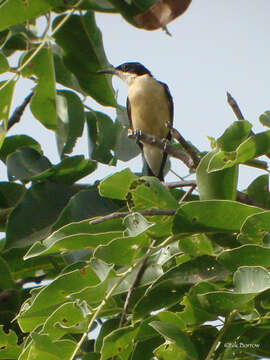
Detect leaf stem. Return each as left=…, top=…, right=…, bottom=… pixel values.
left=205, top=310, right=237, bottom=360
left=69, top=263, right=137, bottom=360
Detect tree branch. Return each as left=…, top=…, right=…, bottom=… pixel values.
left=165, top=179, right=197, bottom=189
left=90, top=209, right=176, bottom=225
left=128, top=129, right=195, bottom=169
left=169, top=126, right=201, bottom=168
left=226, top=92, right=245, bottom=121
left=7, top=91, right=34, bottom=130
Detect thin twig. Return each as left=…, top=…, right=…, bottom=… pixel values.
left=128, top=130, right=194, bottom=169
left=169, top=127, right=201, bottom=168
left=226, top=92, right=245, bottom=121
left=178, top=184, right=197, bottom=204
left=90, top=209, right=176, bottom=225
left=205, top=310, right=237, bottom=360
left=165, top=180, right=197, bottom=189
left=69, top=263, right=138, bottom=360
left=7, top=91, right=34, bottom=130
left=118, top=240, right=156, bottom=328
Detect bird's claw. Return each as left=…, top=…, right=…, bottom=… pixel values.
left=128, top=129, right=142, bottom=143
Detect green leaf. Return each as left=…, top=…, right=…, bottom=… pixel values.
left=0, top=256, right=14, bottom=289
left=0, top=80, right=16, bottom=149
left=150, top=321, right=198, bottom=360
left=247, top=175, right=270, bottom=209
left=0, top=0, right=58, bottom=32
left=53, top=188, right=121, bottom=230
left=178, top=234, right=213, bottom=257
left=216, top=121, right=252, bottom=151
left=7, top=147, right=51, bottom=182
left=238, top=210, right=270, bottom=244
left=208, top=130, right=270, bottom=172
left=198, top=292, right=255, bottom=315
left=31, top=155, right=97, bottom=185
left=172, top=200, right=262, bottom=235
left=179, top=282, right=218, bottom=327
left=25, top=227, right=122, bottom=260
left=52, top=48, right=82, bottom=92
left=218, top=245, right=270, bottom=272
left=86, top=111, right=117, bottom=164
left=259, top=110, right=270, bottom=127
left=134, top=256, right=228, bottom=319
left=0, top=182, right=25, bottom=230
left=196, top=150, right=238, bottom=200
left=56, top=90, right=85, bottom=157
left=18, top=264, right=100, bottom=332
left=30, top=333, right=76, bottom=360
left=99, top=168, right=137, bottom=200
left=41, top=301, right=88, bottom=340
left=53, top=12, right=116, bottom=106
left=198, top=267, right=270, bottom=315
left=234, top=266, right=270, bottom=293
left=153, top=342, right=188, bottom=360
left=131, top=337, right=163, bottom=360
left=0, top=325, right=22, bottom=359
left=131, top=176, right=178, bottom=210
left=6, top=182, right=75, bottom=249
left=123, top=212, right=153, bottom=236
left=79, top=0, right=116, bottom=12
left=2, top=33, right=27, bottom=57
left=95, top=233, right=149, bottom=266
left=0, top=135, right=42, bottom=163
left=0, top=52, right=8, bottom=73
left=100, top=326, right=139, bottom=360
left=22, top=47, right=57, bottom=130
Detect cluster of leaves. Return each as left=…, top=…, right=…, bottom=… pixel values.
left=1, top=1, right=270, bottom=360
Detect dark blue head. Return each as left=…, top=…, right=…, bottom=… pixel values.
left=115, top=62, right=152, bottom=77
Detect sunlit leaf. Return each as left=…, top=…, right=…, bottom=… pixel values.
left=173, top=200, right=262, bottom=235
left=99, top=168, right=137, bottom=200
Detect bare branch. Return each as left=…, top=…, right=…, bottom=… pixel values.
left=165, top=179, right=197, bottom=189
left=90, top=209, right=176, bottom=225
left=127, top=130, right=195, bottom=169
left=169, top=127, right=201, bottom=168
left=226, top=92, right=245, bottom=121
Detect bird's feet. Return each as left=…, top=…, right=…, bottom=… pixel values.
left=128, top=128, right=142, bottom=144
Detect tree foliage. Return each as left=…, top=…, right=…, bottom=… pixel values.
left=0, top=1, right=270, bottom=360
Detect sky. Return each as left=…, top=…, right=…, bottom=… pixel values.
left=4, top=0, right=270, bottom=190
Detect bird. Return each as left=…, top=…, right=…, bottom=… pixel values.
left=98, top=62, right=174, bottom=181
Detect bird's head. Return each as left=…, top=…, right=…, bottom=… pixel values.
left=98, top=62, right=152, bottom=86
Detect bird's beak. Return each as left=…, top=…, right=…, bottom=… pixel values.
left=97, top=66, right=116, bottom=75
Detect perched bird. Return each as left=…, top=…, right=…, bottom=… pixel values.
left=99, top=62, right=173, bottom=181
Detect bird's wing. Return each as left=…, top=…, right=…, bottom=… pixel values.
left=126, top=97, right=133, bottom=129
left=159, top=81, right=174, bottom=127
